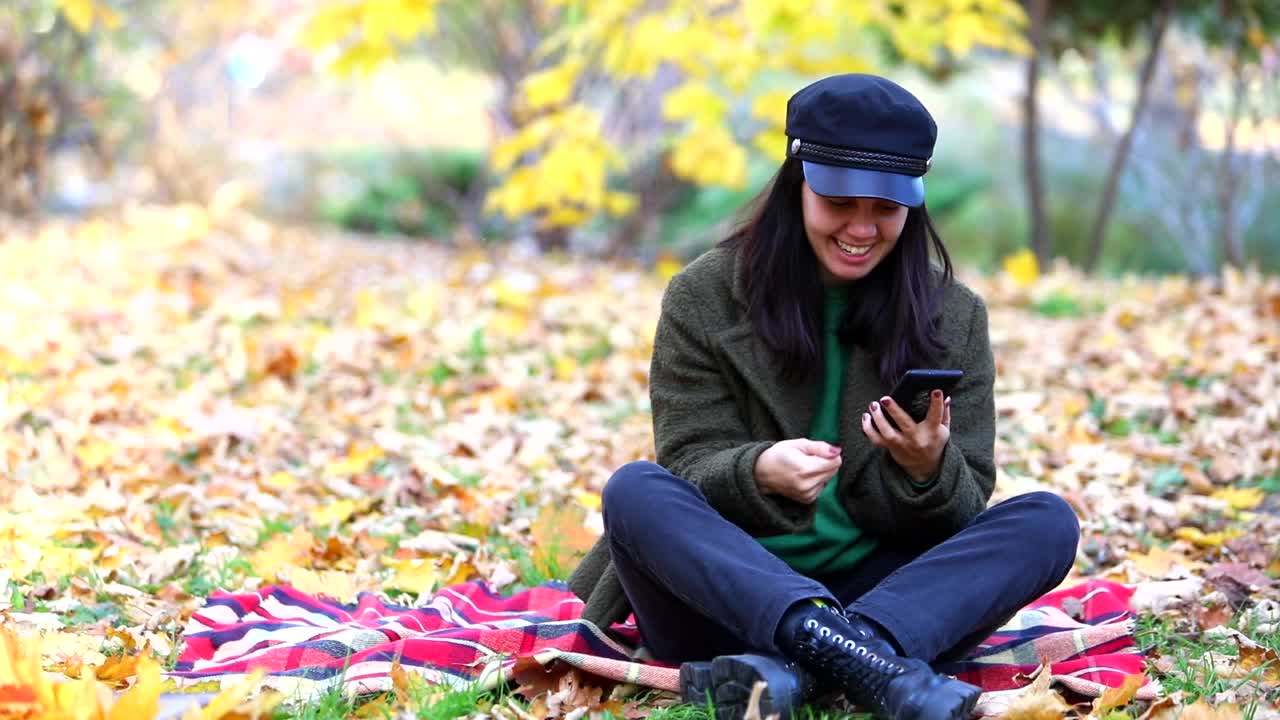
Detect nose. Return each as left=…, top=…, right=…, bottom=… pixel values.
left=845, top=221, right=877, bottom=239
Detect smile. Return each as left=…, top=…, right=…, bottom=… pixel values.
left=835, top=238, right=874, bottom=256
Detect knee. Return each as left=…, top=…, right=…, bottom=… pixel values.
left=1012, top=491, right=1081, bottom=575
left=602, top=461, right=672, bottom=527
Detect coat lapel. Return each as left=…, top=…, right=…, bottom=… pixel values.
left=712, top=321, right=815, bottom=438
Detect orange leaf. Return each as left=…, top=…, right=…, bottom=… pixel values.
left=1090, top=673, right=1144, bottom=715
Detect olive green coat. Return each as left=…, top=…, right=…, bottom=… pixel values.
left=566, top=246, right=997, bottom=629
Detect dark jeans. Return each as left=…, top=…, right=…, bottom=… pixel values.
left=602, top=461, right=1080, bottom=665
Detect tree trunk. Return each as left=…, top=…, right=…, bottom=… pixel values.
left=1218, top=58, right=1249, bottom=269
left=1022, top=0, right=1051, bottom=268
left=1083, top=0, right=1173, bottom=272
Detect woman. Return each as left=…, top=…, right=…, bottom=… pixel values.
left=567, top=74, right=1080, bottom=720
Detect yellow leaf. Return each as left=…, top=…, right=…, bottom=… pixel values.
left=1003, top=249, right=1039, bottom=287
left=1180, top=700, right=1244, bottom=720
left=1002, top=661, right=1070, bottom=720
left=59, top=0, right=95, bottom=33
left=263, top=471, right=299, bottom=491
left=554, top=355, right=579, bottom=381
left=107, top=654, right=162, bottom=720
left=310, top=499, right=358, bottom=528
left=250, top=527, right=315, bottom=582
left=355, top=288, right=391, bottom=329
left=192, top=667, right=265, bottom=720
left=406, top=285, right=442, bottom=321
left=1127, top=545, right=1207, bottom=578
left=655, top=253, right=683, bottom=281
left=1211, top=487, right=1264, bottom=511
left=523, top=59, right=582, bottom=112
left=325, top=444, right=383, bottom=476
left=384, top=557, right=439, bottom=596
left=1174, top=527, right=1242, bottom=548
left=574, top=491, right=601, bottom=512
left=604, top=191, right=636, bottom=217
left=287, top=568, right=367, bottom=601
left=76, top=440, right=114, bottom=470
left=1090, top=673, right=1143, bottom=715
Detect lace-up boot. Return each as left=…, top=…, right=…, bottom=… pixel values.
left=777, top=604, right=981, bottom=720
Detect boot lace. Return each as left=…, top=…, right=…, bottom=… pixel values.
left=796, top=617, right=905, bottom=705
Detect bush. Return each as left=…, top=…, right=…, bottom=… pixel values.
left=317, top=147, right=487, bottom=238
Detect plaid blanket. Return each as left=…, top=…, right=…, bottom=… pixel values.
left=170, top=579, right=1158, bottom=704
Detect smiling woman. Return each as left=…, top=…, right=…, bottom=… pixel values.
left=568, top=73, right=1082, bottom=720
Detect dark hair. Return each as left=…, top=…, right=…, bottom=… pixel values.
left=718, top=157, right=954, bottom=387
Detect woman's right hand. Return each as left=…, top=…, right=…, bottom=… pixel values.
left=754, top=439, right=842, bottom=504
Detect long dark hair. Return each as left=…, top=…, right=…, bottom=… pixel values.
left=718, top=157, right=954, bottom=386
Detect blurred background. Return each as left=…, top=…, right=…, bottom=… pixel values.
left=3, top=0, right=1278, bottom=275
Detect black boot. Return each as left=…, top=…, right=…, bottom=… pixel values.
left=680, top=654, right=817, bottom=720
left=776, top=604, right=981, bottom=720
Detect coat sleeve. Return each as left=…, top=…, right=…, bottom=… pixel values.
left=649, top=274, right=813, bottom=536
left=842, top=295, right=997, bottom=547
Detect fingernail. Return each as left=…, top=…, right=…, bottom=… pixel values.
left=932, top=390, right=942, bottom=399
left=862, top=413, right=870, bottom=422
left=881, top=397, right=893, bottom=406
left=871, top=402, right=879, bottom=412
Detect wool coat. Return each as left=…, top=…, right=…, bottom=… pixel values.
left=566, top=245, right=997, bottom=630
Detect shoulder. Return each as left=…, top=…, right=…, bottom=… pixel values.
left=671, top=245, right=737, bottom=294
left=663, top=245, right=740, bottom=314
left=933, top=275, right=991, bottom=356
left=938, top=277, right=988, bottom=320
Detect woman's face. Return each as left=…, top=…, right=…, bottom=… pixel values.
left=800, top=182, right=909, bottom=285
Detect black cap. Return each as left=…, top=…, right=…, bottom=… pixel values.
left=784, top=74, right=937, bottom=207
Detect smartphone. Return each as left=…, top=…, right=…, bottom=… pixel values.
left=888, top=369, right=963, bottom=423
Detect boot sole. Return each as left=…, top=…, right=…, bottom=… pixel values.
left=908, top=677, right=982, bottom=720
left=708, top=655, right=802, bottom=720
left=679, top=661, right=714, bottom=707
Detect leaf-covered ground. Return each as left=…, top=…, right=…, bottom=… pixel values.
left=1, top=206, right=1278, bottom=719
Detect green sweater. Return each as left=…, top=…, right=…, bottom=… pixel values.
left=757, top=287, right=879, bottom=575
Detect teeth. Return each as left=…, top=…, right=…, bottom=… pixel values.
left=836, top=239, right=873, bottom=256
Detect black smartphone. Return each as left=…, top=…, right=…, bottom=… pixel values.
left=888, top=369, right=964, bottom=423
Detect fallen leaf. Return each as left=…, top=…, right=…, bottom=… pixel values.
left=1090, top=673, right=1144, bottom=715
left=1179, top=700, right=1244, bottom=720
left=383, top=556, right=439, bottom=596
left=1127, top=547, right=1207, bottom=579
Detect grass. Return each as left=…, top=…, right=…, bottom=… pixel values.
left=266, top=672, right=521, bottom=720
left=1136, top=606, right=1280, bottom=720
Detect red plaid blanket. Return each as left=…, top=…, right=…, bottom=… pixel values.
left=170, top=579, right=1158, bottom=704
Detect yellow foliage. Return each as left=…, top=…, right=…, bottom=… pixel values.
left=301, top=0, right=438, bottom=75
left=662, top=82, right=729, bottom=125
left=668, top=124, right=748, bottom=189
left=58, top=0, right=121, bottom=33
left=1003, top=249, right=1041, bottom=287
left=523, top=59, right=583, bottom=113
left=302, top=0, right=1031, bottom=226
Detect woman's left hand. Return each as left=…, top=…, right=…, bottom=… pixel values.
left=862, top=391, right=951, bottom=483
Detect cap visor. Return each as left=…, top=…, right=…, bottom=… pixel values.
left=802, top=161, right=925, bottom=208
